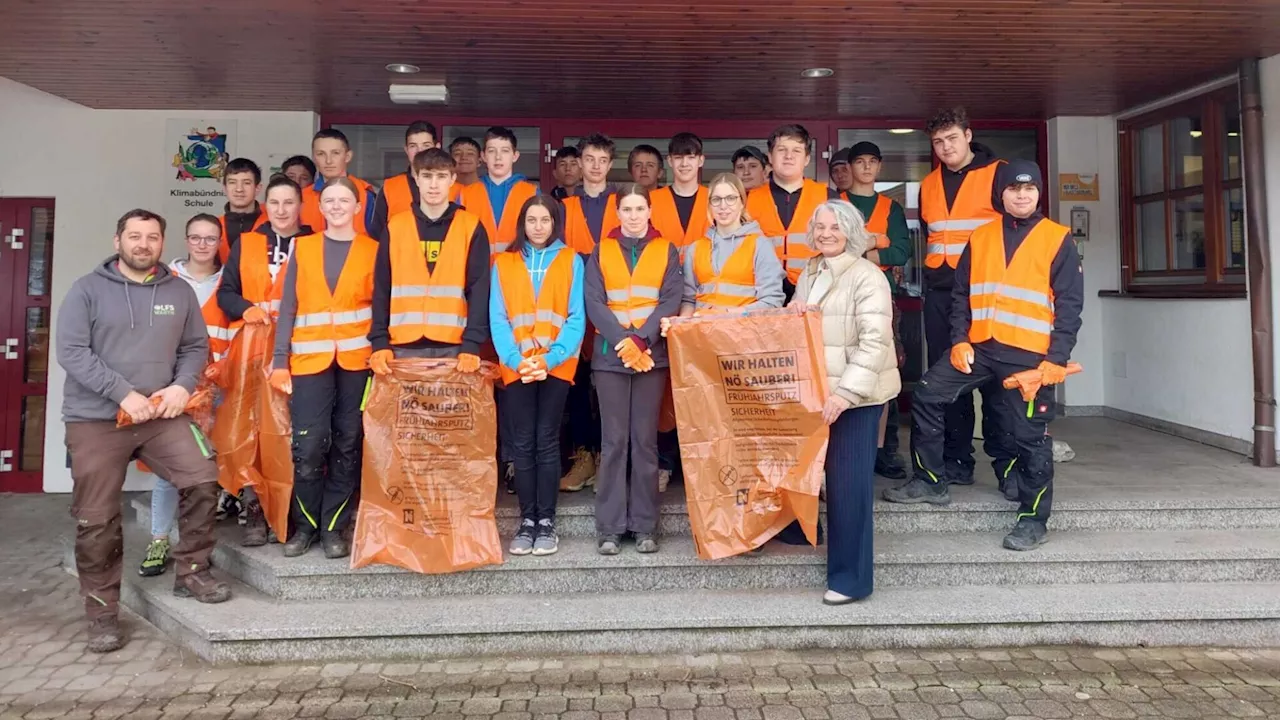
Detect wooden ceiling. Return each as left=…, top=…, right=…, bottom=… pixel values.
left=3, top=0, right=1278, bottom=118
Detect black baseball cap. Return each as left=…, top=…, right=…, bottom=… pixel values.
left=998, top=158, right=1043, bottom=189
left=732, top=146, right=768, bottom=166
left=828, top=147, right=852, bottom=170
left=849, top=141, right=882, bottom=161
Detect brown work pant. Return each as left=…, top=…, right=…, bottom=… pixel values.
left=66, top=417, right=220, bottom=620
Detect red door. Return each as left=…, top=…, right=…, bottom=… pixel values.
left=0, top=199, right=55, bottom=492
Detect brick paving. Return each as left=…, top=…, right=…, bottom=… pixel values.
left=3, top=494, right=1280, bottom=720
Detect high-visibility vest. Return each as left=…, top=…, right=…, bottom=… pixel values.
left=200, top=281, right=232, bottom=361
left=649, top=186, right=709, bottom=250
left=746, top=180, right=827, bottom=284
left=386, top=209, right=478, bottom=346
left=494, top=248, right=579, bottom=386
left=562, top=194, right=619, bottom=255
left=233, top=231, right=293, bottom=330
left=448, top=182, right=466, bottom=204
left=217, top=206, right=268, bottom=265
left=598, top=237, right=671, bottom=330
left=861, top=194, right=894, bottom=271
left=288, top=233, right=378, bottom=375
left=460, top=180, right=538, bottom=254
left=920, top=162, right=1002, bottom=269
left=300, top=175, right=376, bottom=237
left=381, top=173, right=414, bottom=219
left=968, top=217, right=1068, bottom=355
left=691, top=234, right=760, bottom=310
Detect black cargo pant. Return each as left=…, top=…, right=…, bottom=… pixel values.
left=290, top=362, right=369, bottom=535
left=911, top=352, right=1056, bottom=524
left=66, top=417, right=219, bottom=619
left=924, top=287, right=1015, bottom=480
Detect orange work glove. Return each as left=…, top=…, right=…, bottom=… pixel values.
left=632, top=350, right=655, bottom=373
left=1003, top=369, right=1044, bottom=402
left=456, top=353, right=482, bottom=373
left=950, top=342, right=975, bottom=374
left=268, top=368, right=292, bottom=395
left=1038, top=361, right=1069, bottom=385
left=615, top=337, right=645, bottom=368
left=203, top=357, right=225, bottom=383
left=242, top=306, right=270, bottom=325
left=369, top=349, right=394, bottom=376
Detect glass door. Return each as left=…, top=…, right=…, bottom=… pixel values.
left=0, top=199, right=54, bottom=492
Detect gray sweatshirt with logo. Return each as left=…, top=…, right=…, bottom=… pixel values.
left=56, top=256, right=209, bottom=422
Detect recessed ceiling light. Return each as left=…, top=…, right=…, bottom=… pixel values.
left=386, top=63, right=420, bottom=74
left=1189, top=130, right=1203, bottom=138
left=888, top=128, right=915, bottom=135
left=1228, top=131, right=1239, bottom=137
left=800, top=67, right=834, bottom=78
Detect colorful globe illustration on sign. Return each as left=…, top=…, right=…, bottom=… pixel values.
left=172, top=127, right=229, bottom=181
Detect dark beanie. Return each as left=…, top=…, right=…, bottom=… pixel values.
left=998, top=158, right=1043, bottom=190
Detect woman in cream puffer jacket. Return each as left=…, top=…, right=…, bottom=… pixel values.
left=789, top=200, right=901, bottom=606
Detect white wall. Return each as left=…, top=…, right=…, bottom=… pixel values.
left=0, top=76, right=318, bottom=492
left=1264, top=54, right=1280, bottom=457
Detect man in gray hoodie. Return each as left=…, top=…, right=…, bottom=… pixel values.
left=56, top=208, right=231, bottom=654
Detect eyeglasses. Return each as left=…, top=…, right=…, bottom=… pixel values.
left=186, top=235, right=220, bottom=246
left=709, top=195, right=741, bottom=207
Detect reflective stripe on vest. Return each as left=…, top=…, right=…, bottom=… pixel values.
left=692, top=234, right=759, bottom=310
left=386, top=209, right=477, bottom=345
left=745, top=180, right=827, bottom=284
left=919, top=162, right=1002, bottom=270
left=287, top=232, right=378, bottom=375
left=599, top=237, right=671, bottom=330
left=967, top=218, right=1068, bottom=354
left=495, top=248, right=579, bottom=386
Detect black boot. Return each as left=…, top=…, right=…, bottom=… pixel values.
left=283, top=527, right=316, bottom=557
left=874, top=449, right=907, bottom=480
left=1002, top=518, right=1048, bottom=551
left=241, top=503, right=268, bottom=547
left=321, top=530, right=350, bottom=559
left=882, top=477, right=951, bottom=505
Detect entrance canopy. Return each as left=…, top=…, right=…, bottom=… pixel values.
left=3, top=0, right=1279, bottom=117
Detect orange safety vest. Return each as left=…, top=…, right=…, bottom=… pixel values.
left=920, top=162, right=1002, bottom=269
left=300, top=175, right=376, bottom=237
left=967, top=217, right=1068, bottom=355
left=691, top=234, right=760, bottom=310
left=494, top=248, right=579, bottom=387
left=200, top=281, right=232, bottom=361
left=562, top=194, right=620, bottom=255
left=386, top=209, right=479, bottom=346
left=649, top=186, right=710, bottom=250
left=448, top=182, right=467, bottom=204
left=233, top=231, right=293, bottom=328
left=381, top=173, right=414, bottom=219
left=288, top=233, right=378, bottom=375
left=460, top=180, right=538, bottom=254
left=217, top=206, right=268, bottom=265
left=861, top=194, right=894, bottom=271
left=598, top=237, right=671, bottom=331
left=746, top=180, right=827, bottom=284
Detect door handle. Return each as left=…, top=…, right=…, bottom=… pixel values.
left=4, top=227, right=23, bottom=250
left=3, top=338, right=17, bottom=360
left=0, top=450, right=12, bottom=472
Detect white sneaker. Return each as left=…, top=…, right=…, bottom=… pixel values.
left=822, top=589, right=859, bottom=606
left=657, top=469, right=672, bottom=494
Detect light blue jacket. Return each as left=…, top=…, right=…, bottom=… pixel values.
left=489, top=240, right=585, bottom=373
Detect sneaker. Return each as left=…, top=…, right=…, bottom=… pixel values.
left=882, top=477, right=951, bottom=505
left=503, top=462, right=516, bottom=495
left=138, top=538, right=170, bottom=577
left=635, top=533, right=659, bottom=554
left=241, top=503, right=268, bottom=547
left=874, top=450, right=908, bottom=480
left=509, top=519, right=536, bottom=555
left=560, top=448, right=597, bottom=492
left=87, top=615, right=124, bottom=653
left=173, top=569, right=232, bottom=603
left=532, top=519, right=559, bottom=556
left=320, top=531, right=350, bottom=559
left=283, top=527, right=316, bottom=557
left=597, top=533, right=621, bottom=555
left=657, top=468, right=672, bottom=494
left=215, top=490, right=241, bottom=521
left=1003, top=518, right=1048, bottom=551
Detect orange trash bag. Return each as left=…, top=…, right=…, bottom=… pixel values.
left=351, top=357, right=504, bottom=574
left=212, top=323, right=273, bottom=495
left=255, top=360, right=294, bottom=542
left=121, top=381, right=217, bottom=474
left=667, top=305, right=831, bottom=559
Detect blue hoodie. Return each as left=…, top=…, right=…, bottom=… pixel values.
left=489, top=240, right=586, bottom=373
left=480, top=173, right=538, bottom=223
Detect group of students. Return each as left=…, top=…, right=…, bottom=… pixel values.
left=58, top=106, right=1084, bottom=651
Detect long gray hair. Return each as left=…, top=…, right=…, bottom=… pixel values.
left=805, top=200, right=873, bottom=257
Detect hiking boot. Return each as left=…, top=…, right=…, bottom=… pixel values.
left=597, top=534, right=621, bottom=555
left=215, top=490, right=241, bottom=522
left=874, top=450, right=907, bottom=480
left=503, top=462, right=516, bottom=495
left=283, top=527, right=316, bottom=557
left=138, top=538, right=170, bottom=577
left=560, top=448, right=597, bottom=492
left=998, top=467, right=1021, bottom=502
left=241, top=503, right=268, bottom=547
left=87, top=615, right=124, bottom=653
left=320, top=531, right=350, bottom=559
left=882, top=477, right=951, bottom=505
left=509, top=519, right=536, bottom=555
left=635, top=533, right=659, bottom=554
left=173, top=569, right=232, bottom=603
left=944, top=462, right=975, bottom=486
left=532, top=519, right=559, bottom=556
left=1003, top=518, right=1048, bottom=551
left=657, top=468, right=672, bottom=494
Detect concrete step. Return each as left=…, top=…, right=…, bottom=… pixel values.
left=131, top=477, right=1280, bottom=537
left=203, top=524, right=1280, bottom=600
left=118, top=568, right=1280, bottom=664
